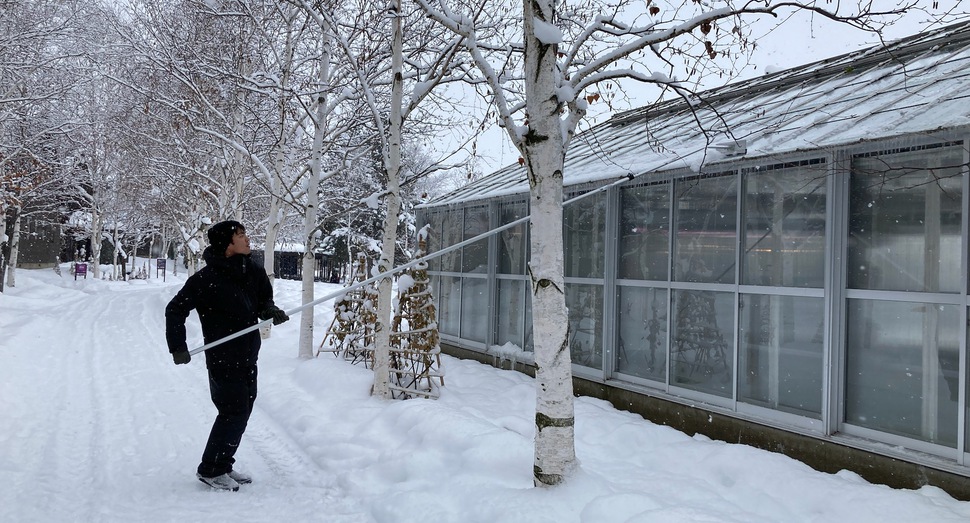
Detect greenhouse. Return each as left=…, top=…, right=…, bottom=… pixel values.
left=417, top=21, right=970, bottom=492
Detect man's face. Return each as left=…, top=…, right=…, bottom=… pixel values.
left=225, top=228, right=251, bottom=257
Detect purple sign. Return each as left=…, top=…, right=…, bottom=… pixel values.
left=75, top=263, right=87, bottom=280
left=156, top=258, right=167, bottom=281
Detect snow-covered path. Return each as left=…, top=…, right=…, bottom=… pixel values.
left=0, top=274, right=364, bottom=522
left=3, top=266, right=970, bottom=523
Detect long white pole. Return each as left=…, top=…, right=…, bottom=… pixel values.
left=188, top=173, right=635, bottom=356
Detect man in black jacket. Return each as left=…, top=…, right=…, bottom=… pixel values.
left=165, top=220, right=289, bottom=491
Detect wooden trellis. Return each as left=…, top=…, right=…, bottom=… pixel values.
left=317, top=253, right=378, bottom=367
left=318, top=234, right=445, bottom=400
left=389, top=234, right=444, bottom=399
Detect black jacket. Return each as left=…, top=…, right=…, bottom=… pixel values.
left=165, top=247, right=276, bottom=368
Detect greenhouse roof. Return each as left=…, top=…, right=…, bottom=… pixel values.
left=424, top=20, right=970, bottom=207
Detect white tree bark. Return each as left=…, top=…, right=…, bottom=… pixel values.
left=5, top=206, right=21, bottom=288
left=370, top=0, right=406, bottom=399
left=90, top=203, right=103, bottom=280
left=298, top=23, right=333, bottom=360
left=263, top=15, right=298, bottom=288
left=298, top=239, right=316, bottom=359
left=264, top=188, right=282, bottom=285
left=111, top=220, right=121, bottom=280
left=523, top=0, right=576, bottom=487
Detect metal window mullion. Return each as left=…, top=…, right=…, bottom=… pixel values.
left=669, top=281, right=736, bottom=293
left=456, top=207, right=466, bottom=339
left=486, top=200, right=498, bottom=350
left=733, top=169, right=742, bottom=410
left=665, top=181, right=675, bottom=391
left=844, top=289, right=966, bottom=305
left=826, top=150, right=850, bottom=437
left=737, top=285, right=825, bottom=298
left=959, top=138, right=970, bottom=463
left=602, top=184, right=619, bottom=380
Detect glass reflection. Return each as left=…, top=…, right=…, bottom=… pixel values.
left=743, top=163, right=826, bottom=288
left=739, top=295, right=823, bottom=418
left=499, top=202, right=528, bottom=275
left=671, top=289, right=735, bottom=397
left=846, top=299, right=959, bottom=447
left=460, top=277, right=488, bottom=342
left=438, top=276, right=461, bottom=336
left=674, top=174, right=738, bottom=284
left=616, top=286, right=668, bottom=382
left=564, top=191, right=606, bottom=278
left=440, top=209, right=463, bottom=273
left=618, top=183, right=670, bottom=280
left=495, top=279, right=526, bottom=349
left=462, top=206, right=489, bottom=274
left=848, top=147, right=963, bottom=293
left=423, top=212, right=442, bottom=272
left=566, top=283, right=604, bottom=369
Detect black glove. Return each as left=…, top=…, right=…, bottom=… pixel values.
left=173, top=350, right=191, bottom=365
left=259, top=306, right=289, bottom=325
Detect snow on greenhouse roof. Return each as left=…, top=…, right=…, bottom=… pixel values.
left=424, top=21, right=970, bottom=208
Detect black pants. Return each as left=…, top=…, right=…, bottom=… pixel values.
left=197, top=366, right=257, bottom=477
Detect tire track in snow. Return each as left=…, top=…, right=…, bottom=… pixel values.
left=75, top=284, right=219, bottom=521
left=8, top=293, right=108, bottom=521
left=39, top=285, right=162, bottom=521
left=79, top=287, right=171, bottom=519
left=1, top=282, right=213, bottom=522
left=2, top=277, right=373, bottom=522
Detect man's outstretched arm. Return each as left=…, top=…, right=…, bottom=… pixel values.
left=165, top=282, right=198, bottom=364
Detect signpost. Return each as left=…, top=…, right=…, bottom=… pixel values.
left=156, top=258, right=166, bottom=282
left=75, top=262, right=87, bottom=280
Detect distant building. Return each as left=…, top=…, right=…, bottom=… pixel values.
left=418, top=22, right=970, bottom=497
left=252, top=245, right=338, bottom=282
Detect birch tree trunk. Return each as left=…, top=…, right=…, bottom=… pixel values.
left=111, top=223, right=121, bottom=280
left=263, top=19, right=295, bottom=288
left=298, top=25, right=332, bottom=360
left=91, top=204, right=103, bottom=279
left=5, top=206, right=21, bottom=288
left=370, top=0, right=406, bottom=399
left=231, top=150, right=246, bottom=221
left=264, top=189, right=281, bottom=285
left=523, top=0, right=576, bottom=487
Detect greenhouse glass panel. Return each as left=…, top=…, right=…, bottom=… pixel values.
left=566, top=283, right=604, bottom=370
left=438, top=276, right=461, bottom=336
left=462, top=206, right=490, bottom=274
left=440, top=208, right=463, bottom=273
left=460, top=277, right=488, bottom=342
left=616, top=286, right=668, bottom=382
left=618, top=183, right=670, bottom=281
left=739, top=294, right=824, bottom=418
left=742, top=163, right=827, bottom=288
left=564, top=190, right=606, bottom=278
left=424, top=211, right=443, bottom=272
left=846, top=299, right=959, bottom=447
left=498, top=202, right=528, bottom=275
left=524, top=289, right=534, bottom=353
left=674, top=174, right=738, bottom=284
left=495, top=279, right=526, bottom=349
left=848, top=146, right=963, bottom=293
left=671, top=289, right=735, bottom=397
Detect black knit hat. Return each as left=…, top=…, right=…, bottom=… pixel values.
left=207, top=220, right=244, bottom=254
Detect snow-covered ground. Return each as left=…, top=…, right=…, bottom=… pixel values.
left=2, top=263, right=969, bottom=523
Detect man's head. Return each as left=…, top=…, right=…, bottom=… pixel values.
left=207, top=220, right=250, bottom=257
